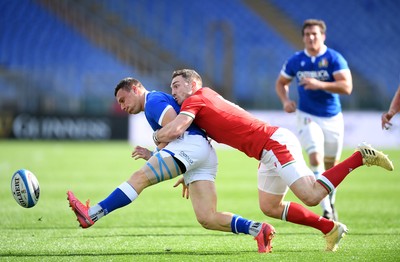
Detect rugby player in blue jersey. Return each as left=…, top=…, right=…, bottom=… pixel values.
left=275, top=19, right=353, bottom=221
left=67, top=77, right=275, bottom=253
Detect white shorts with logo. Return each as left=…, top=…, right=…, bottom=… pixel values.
left=159, top=132, right=217, bottom=185
left=258, top=127, right=314, bottom=195
left=296, top=110, right=344, bottom=160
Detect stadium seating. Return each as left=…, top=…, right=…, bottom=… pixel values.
left=0, top=0, right=135, bottom=114
left=0, top=0, right=398, bottom=114
left=100, top=0, right=295, bottom=107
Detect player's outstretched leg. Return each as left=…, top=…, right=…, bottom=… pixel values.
left=67, top=191, right=94, bottom=228
left=254, top=223, right=276, bottom=253
left=324, top=221, right=348, bottom=251
left=357, top=142, right=394, bottom=171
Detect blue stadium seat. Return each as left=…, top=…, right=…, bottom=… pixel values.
left=0, top=0, right=137, bottom=113
left=100, top=0, right=295, bottom=105
left=1, top=0, right=398, bottom=112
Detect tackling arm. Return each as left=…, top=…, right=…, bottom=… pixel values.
left=155, top=114, right=194, bottom=143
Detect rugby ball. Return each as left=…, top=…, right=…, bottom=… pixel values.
left=11, top=169, right=40, bottom=208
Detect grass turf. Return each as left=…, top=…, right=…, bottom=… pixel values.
left=0, top=140, right=399, bottom=261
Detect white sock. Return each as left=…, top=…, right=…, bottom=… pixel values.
left=320, top=195, right=333, bottom=213
left=248, top=222, right=263, bottom=237
left=88, top=204, right=104, bottom=222
left=330, top=189, right=336, bottom=204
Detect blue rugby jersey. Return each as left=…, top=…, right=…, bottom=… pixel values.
left=144, top=91, right=206, bottom=137
left=280, top=46, right=349, bottom=117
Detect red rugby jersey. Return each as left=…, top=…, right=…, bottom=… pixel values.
left=180, top=87, right=278, bottom=160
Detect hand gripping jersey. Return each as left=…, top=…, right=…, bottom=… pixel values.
left=144, top=91, right=205, bottom=137
left=179, top=88, right=278, bottom=160
left=280, top=46, right=350, bottom=117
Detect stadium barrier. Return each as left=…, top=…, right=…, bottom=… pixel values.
left=0, top=112, right=128, bottom=140
left=128, top=111, right=400, bottom=149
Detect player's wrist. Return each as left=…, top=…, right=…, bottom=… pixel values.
left=387, top=109, right=396, bottom=117
left=153, top=130, right=160, bottom=144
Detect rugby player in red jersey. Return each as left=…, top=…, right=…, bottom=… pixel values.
left=154, top=69, right=394, bottom=252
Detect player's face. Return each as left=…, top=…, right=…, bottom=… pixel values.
left=170, top=75, right=193, bottom=105
left=116, top=88, right=141, bottom=114
left=303, top=25, right=325, bottom=54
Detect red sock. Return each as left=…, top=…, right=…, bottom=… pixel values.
left=285, top=202, right=334, bottom=234
left=317, top=151, right=363, bottom=193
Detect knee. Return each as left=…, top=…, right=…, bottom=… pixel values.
left=127, top=170, right=150, bottom=193
left=129, top=170, right=147, bottom=183
left=196, top=215, right=214, bottom=230
left=259, top=204, right=280, bottom=218
left=260, top=208, right=275, bottom=218
left=301, top=195, right=320, bottom=207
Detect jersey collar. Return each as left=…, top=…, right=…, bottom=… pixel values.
left=304, top=45, right=327, bottom=58
left=144, top=91, right=150, bottom=106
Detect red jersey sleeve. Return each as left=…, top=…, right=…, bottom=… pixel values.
left=180, top=94, right=205, bottom=120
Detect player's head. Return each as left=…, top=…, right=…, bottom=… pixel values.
left=302, top=19, right=326, bottom=53
left=170, top=69, right=202, bottom=105
left=114, top=77, right=145, bottom=115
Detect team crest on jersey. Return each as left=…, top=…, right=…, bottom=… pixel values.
left=318, top=58, right=329, bottom=68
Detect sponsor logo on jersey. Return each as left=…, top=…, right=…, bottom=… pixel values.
left=297, top=70, right=329, bottom=81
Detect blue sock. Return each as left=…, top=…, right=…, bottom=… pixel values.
left=230, top=215, right=253, bottom=234
left=98, top=182, right=138, bottom=215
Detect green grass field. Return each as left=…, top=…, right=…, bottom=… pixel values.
left=0, top=140, right=399, bottom=261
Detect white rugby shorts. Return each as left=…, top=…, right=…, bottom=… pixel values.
left=258, top=127, right=314, bottom=195
left=159, top=132, right=217, bottom=185
left=296, top=110, right=344, bottom=160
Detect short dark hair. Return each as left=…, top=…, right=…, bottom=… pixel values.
left=302, top=19, right=327, bottom=36
left=114, top=77, right=141, bottom=97
left=172, top=69, right=202, bottom=84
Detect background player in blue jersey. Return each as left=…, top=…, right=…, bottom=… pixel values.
left=67, top=77, right=275, bottom=253
left=382, top=75, right=400, bottom=129
left=275, top=19, right=353, bottom=221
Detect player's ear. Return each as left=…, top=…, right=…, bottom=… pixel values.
left=131, top=85, right=138, bottom=94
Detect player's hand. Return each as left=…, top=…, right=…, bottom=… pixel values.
left=173, top=177, right=189, bottom=199
left=301, top=77, right=323, bottom=90
left=283, top=100, right=297, bottom=113
left=382, top=111, right=394, bottom=130
left=132, top=145, right=152, bottom=160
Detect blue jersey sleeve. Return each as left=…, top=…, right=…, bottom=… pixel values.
left=144, top=91, right=207, bottom=138
left=331, top=51, right=349, bottom=74
left=145, top=92, right=179, bottom=131
left=281, top=52, right=301, bottom=78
